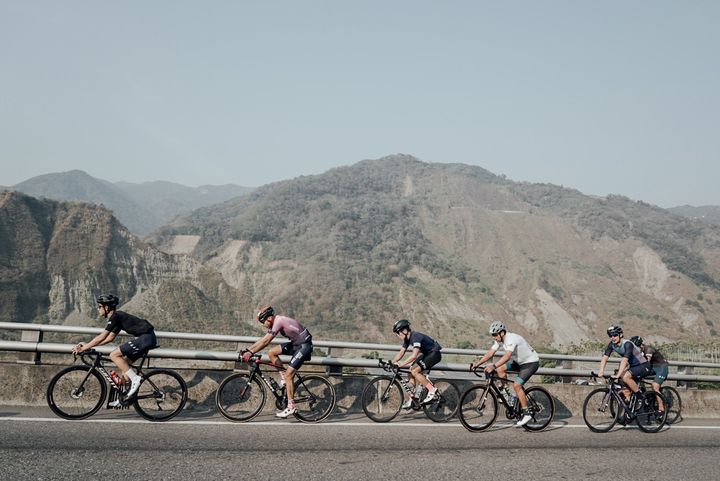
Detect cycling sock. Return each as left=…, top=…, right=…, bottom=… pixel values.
left=125, top=369, right=140, bottom=381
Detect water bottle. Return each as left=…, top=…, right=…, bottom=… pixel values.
left=268, top=378, right=279, bottom=391
left=507, top=390, right=518, bottom=409
left=111, top=371, right=122, bottom=387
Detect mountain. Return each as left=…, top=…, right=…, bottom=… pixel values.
left=150, top=155, right=720, bottom=348
left=5, top=170, right=253, bottom=236
left=3, top=156, right=720, bottom=349
left=668, top=205, right=720, bottom=226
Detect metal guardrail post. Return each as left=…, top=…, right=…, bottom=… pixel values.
left=677, top=365, right=696, bottom=389
left=18, top=329, right=43, bottom=364
left=324, top=346, right=343, bottom=376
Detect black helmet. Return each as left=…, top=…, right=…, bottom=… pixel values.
left=607, top=325, right=623, bottom=337
left=257, top=306, right=274, bottom=323
left=96, top=294, right=119, bottom=309
left=630, top=335, right=643, bottom=347
left=392, top=319, right=411, bottom=333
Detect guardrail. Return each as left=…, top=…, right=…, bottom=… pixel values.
left=2, top=322, right=720, bottom=382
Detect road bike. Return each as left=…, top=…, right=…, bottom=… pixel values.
left=638, top=378, right=682, bottom=425
left=361, top=359, right=460, bottom=423
left=458, top=369, right=555, bottom=432
left=582, top=372, right=667, bottom=433
left=215, top=354, right=336, bottom=423
left=46, top=349, right=187, bottom=421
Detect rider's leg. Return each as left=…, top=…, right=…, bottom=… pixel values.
left=109, top=348, right=132, bottom=378
left=267, top=344, right=285, bottom=371
left=652, top=381, right=665, bottom=411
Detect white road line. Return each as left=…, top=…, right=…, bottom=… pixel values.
left=1, top=417, right=719, bottom=429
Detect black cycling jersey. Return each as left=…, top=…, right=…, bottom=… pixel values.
left=642, top=345, right=668, bottom=367
left=603, top=339, right=647, bottom=367
left=402, top=331, right=442, bottom=355
left=105, top=310, right=154, bottom=336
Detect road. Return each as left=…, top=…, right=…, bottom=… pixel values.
left=1, top=406, right=719, bottom=481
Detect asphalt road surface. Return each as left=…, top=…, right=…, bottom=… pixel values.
left=1, top=406, right=719, bottom=481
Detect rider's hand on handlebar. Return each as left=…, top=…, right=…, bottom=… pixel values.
left=239, top=349, right=253, bottom=362
left=71, top=343, right=84, bottom=355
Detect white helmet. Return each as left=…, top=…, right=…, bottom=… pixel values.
left=489, top=321, right=506, bottom=336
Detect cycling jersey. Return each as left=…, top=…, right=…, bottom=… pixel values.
left=493, top=332, right=539, bottom=364
left=642, top=345, right=668, bottom=367
left=402, top=331, right=442, bottom=355
left=105, top=311, right=154, bottom=336
left=269, top=315, right=312, bottom=345
left=603, top=339, right=647, bottom=367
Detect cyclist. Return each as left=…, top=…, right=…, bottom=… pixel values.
left=72, top=294, right=156, bottom=399
left=470, top=321, right=539, bottom=427
left=391, top=319, right=442, bottom=408
left=240, top=306, right=313, bottom=418
left=630, top=335, right=668, bottom=415
left=597, top=326, right=653, bottom=403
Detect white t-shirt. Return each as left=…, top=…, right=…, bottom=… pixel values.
left=492, top=332, right=539, bottom=364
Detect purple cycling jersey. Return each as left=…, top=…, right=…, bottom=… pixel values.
left=269, top=315, right=312, bottom=345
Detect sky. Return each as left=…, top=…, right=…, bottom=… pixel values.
left=1, top=1, right=719, bottom=208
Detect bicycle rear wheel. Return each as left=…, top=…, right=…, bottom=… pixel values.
left=361, top=376, right=403, bottom=423
left=458, top=385, right=498, bottom=432
left=133, top=369, right=188, bottom=421
left=661, top=386, right=682, bottom=424
left=423, top=380, right=460, bottom=422
left=293, top=374, right=336, bottom=423
left=582, top=388, right=618, bottom=433
left=635, top=391, right=667, bottom=433
left=522, top=386, right=555, bottom=432
left=47, top=365, right=106, bottom=420
left=216, top=373, right=266, bottom=422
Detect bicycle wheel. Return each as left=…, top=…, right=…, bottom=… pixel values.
left=522, top=386, right=555, bottom=432
left=47, top=365, right=106, bottom=420
left=582, top=388, right=618, bottom=433
left=635, top=391, right=667, bottom=433
left=133, top=369, right=188, bottom=421
left=361, top=376, right=404, bottom=423
left=293, top=374, right=336, bottom=423
left=458, top=385, right=498, bottom=432
left=661, top=386, right=682, bottom=424
left=423, top=380, right=460, bottom=422
left=216, top=373, right=266, bottom=422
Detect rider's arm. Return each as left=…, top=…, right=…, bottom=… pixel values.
left=245, top=332, right=275, bottom=355
left=73, top=330, right=113, bottom=353
left=598, top=354, right=610, bottom=377
left=397, top=347, right=420, bottom=368
left=392, top=346, right=407, bottom=364
left=492, top=350, right=512, bottom=369
left=471, top=348, right=497, bottom=370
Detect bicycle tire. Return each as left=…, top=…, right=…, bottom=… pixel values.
left=216, top=373, right=266, bottom=422
left=47, top=365, right=106, bottom=420
left=661, top=386, right=682, bottom=424
left=423, top=380, right=460, bottom=423
left=293, top=374, right=336, bottom=423
left=458, top=385, right=498, bottom=432
left=522, top=386, right=555, bottom=432
left=635, top=390, right=667, bottom=433
left=582, top=388, right=618, bottom=433
left=361, top=376, right=403, bottom=423
left=133, top=369, right=188, bottom=421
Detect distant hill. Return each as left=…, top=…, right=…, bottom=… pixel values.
left=669, top=205, right=720, bottom=226
left=150, top=154, right=720, bottom=348
left=4, top=170, right=253, bottom=236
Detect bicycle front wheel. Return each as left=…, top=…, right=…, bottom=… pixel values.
left=522, top=386, right=555, bottom=432
left=133, top=369, right=188, bottom=421
left=361, top=376, right=404, bottom=423
left=582, top=388, right=618, bottom=433
left=458, top=385, right=498, bottom=432
left=661, top=386, right=682, bottom=424
left=635, top=391, right=667, bottom=433
left=47, top=365, right=106, bottom=420
left=423, top=380, right=460, bottom=423
left=293, top=374, right=336, bottom=423
left=216, top=373, right=266, bottom=422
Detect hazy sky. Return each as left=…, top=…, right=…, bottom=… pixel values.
left=1, top=1, right=719, bottom=207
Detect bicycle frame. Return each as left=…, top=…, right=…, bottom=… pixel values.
left=473, top=372, right=521, bottom=416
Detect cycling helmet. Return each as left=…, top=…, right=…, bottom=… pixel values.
left=96, top=294, right=119, bottom=309
left=630, top=335, right=643, bottom=347
left=489, top=321, right=506, bottom=336
left=607, top=325, right=623, bottom=337
left=257, top=306, right=274, bottom=323
left=392, top=319, right=411, bottom=333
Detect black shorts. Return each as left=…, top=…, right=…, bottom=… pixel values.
left=629, top=363, right=653, bottom=380
left=119, top=331, right=157, bottom=361
left=506, top=360, right=539, bottom=386
left=416, top=350, right=441, bottom=371
left=281, top=341, right=313, bottom=370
